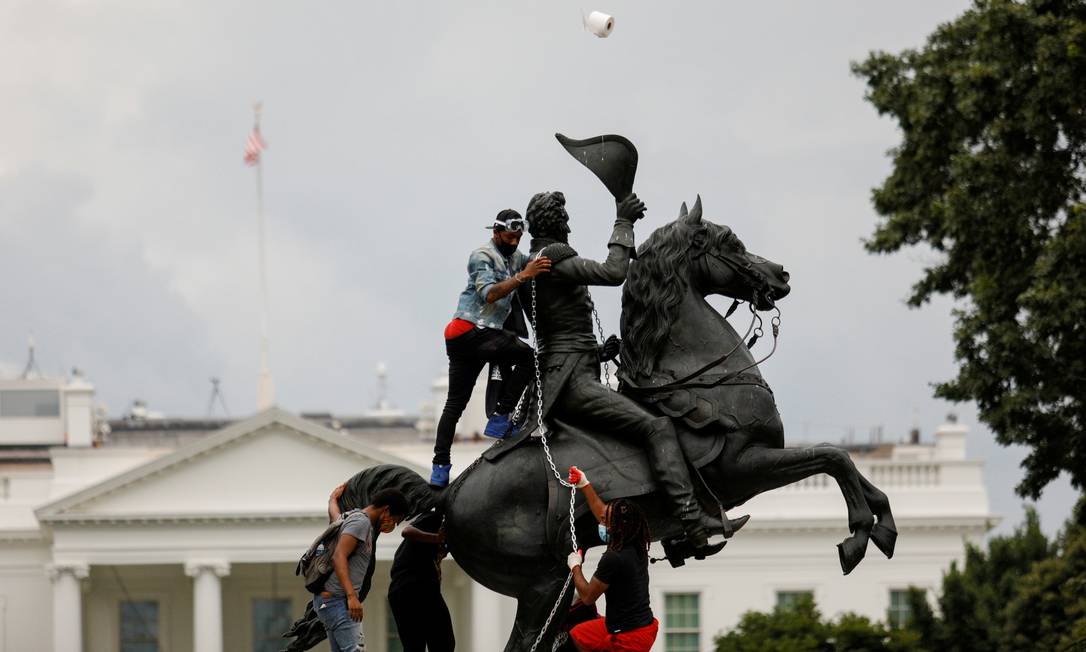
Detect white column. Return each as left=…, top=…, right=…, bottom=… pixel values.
left=471, top=580, right=514, bottom=651
left=48, top=562, right=89, bottom=652
left=185, top=560, right=230, bottom=652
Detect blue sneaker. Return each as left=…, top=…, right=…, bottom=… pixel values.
left=484, top=413, right=513, bottom=439
left=430, top=463, right=452, bottom=487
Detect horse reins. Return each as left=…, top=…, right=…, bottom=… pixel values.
left=623, top=300, right=782, bottom=396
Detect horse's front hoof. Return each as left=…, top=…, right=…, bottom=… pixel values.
left=837, top=534, right=868, bottom=575
left=870, top=523, right=898, bottom=559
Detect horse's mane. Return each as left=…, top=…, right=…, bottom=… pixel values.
left=620, top=221, right=692, bottom=379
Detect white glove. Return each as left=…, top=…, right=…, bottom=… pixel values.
left=568, top=466, right=590, bottom=489
left=567, top=550, right=582, bottom=570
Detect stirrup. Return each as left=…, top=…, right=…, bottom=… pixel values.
left=655, top=537, right=728, bottom=568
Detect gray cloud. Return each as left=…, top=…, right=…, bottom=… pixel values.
left=0, top=0, right=1074, bottom=534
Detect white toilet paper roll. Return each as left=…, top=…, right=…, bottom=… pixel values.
left=584, top=11, right=614, bottom=38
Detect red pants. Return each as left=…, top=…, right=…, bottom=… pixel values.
left=569, top=617, right=659, bottom=652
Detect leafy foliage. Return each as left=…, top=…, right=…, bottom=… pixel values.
left=853, top=0, right=1086, bottom=498
left=910, top=507, right=1053, bottom=651
left=713, top=503, right=1086, bottom=651
left=713, top=596, right=918, bottom=652
left=1003, top=499, right=1086, bottom=651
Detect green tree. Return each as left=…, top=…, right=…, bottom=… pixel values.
left=713, top=596, right=919, bottom=652
left=852, top=0, right=1086, bottom=498
left=927, top=508, right=1052, bottom=651
left=714, top=597, right=830, bottom=652
left=1003, top=497, right=1086, bottom=651
left=712, top=506, right=1084, bottom=651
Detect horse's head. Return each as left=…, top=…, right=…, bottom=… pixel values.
left=676, top=196, right=790, bottom=309
left=621, top=196, right=791, bottom=378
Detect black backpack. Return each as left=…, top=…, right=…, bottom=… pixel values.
left=296, top=510, right=366, bottom=594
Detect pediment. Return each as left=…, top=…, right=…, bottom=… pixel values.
left=37, top=408, right=424, bottom=522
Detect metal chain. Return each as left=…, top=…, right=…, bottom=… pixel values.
left=590, top=299, right=613, bottom=390
left=528, top=279, right=580, bottom=550
left=525, top=277, right=580, bottom=652
left=528, top=571, right=574, bottom=652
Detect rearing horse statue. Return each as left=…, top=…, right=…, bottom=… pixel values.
left=316, top=196, right=896, bottom=652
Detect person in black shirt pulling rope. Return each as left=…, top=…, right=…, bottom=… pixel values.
left=388, top=510, right=455, bottom=652
left=562, top=466, right=659, bottom=652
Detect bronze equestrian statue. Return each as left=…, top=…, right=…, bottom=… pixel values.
left=284, top=134, right=896, bottom=652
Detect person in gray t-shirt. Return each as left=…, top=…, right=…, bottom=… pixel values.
left=322, top=512, right=373, bottom=598
left=315, top=485, right=409, bottom=652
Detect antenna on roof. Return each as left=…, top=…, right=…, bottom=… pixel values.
left=207, top=377, right=230, bottom=417
left=375, top=362, right=389, bottom=411
left=20, top=336, right=42, bottom=379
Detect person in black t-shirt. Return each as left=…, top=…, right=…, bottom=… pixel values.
left=563, top=466, right=659, bottom=652
left=387, top=510, right=455, bottom=651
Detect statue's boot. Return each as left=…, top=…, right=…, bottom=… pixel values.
left=645, top=417, right=711, bottom=549
left=699, top=511, right=751, bottom=540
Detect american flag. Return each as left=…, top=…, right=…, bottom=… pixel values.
left=244, top=125, right=267, bottom=166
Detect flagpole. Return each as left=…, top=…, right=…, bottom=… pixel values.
left=253, top=101, right=275, bottom=410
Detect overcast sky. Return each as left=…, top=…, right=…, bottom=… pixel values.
left=0, top=0, right=1076, bottom=536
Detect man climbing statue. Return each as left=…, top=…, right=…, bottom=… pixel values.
left=431, top=209, right=552, bottom=487
left=521, top=190, right=748, bottom=552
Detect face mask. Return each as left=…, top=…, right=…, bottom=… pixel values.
left=597, top=523, right=610, bottom=543
left=496, top=240, right=519, bottom=256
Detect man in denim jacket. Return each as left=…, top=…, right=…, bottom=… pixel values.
left=430, top=209, right=551, bottom=486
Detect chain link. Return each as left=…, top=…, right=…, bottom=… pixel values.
left=528, top=571, right=573, bottom=652
left=525, top=277, right=580, bottom=652
left=528, top=279, right=580, bottom=549
left=591, top=302, right=613, bottom=390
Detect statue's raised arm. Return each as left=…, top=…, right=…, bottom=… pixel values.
left=525, top=191, right=644, bottom=287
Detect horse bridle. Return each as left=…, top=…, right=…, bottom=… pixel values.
left=698, top=247, right=776, bottom=311
left=622, top=242, right=783, bottom=396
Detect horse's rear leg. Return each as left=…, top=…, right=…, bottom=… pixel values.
left=854, top=469, right=897, bottom=558
left=715, top=443, right=876, bottom=574
left=504, top=568, right=573, bottom=652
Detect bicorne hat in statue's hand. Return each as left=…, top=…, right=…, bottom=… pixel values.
left=555, top=133, right=639, bottom=201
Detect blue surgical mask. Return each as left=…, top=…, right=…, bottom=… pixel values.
left=597, top=523, right=610, bottom=543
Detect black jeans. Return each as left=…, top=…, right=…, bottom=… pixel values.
left=432, top=327, right=533, bottom=466
left=388, top=585, right=455, bottom=652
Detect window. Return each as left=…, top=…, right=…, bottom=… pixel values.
left=888, top=589, right=914, bottom=628
left=253, top=598, right=293, bottom=652
left=0, top=390, right=60, bottom=417
left=387, top=610, right=403, bottom=652
left=776, top=590, right=814, bottom=610
left=664, top=592, right=700, bottom=652
left=120, top=600, right=159, bottom=652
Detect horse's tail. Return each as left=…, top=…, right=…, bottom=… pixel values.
left=340, top=464, right=442, bottom=518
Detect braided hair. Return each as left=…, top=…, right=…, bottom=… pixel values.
left=606, top=498, right=651, bottom=560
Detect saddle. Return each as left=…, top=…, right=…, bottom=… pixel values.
left=481, top=407, right=726, bottom=551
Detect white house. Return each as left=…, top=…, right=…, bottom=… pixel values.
left=0, top=373, right=997, bottom=652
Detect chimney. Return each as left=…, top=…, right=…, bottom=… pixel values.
left=64, top=369, right=95, bottom=448
left=935, top=413, right=968, bottom=460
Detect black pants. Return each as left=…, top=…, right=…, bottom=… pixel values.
left=432, top=327, right=533, bottom=466
left=388, top=586, right=455, bottom=652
